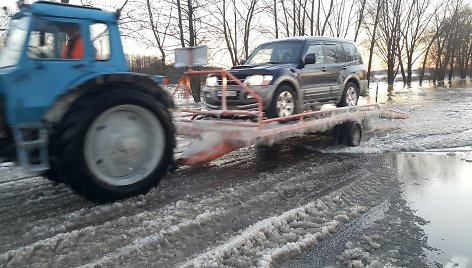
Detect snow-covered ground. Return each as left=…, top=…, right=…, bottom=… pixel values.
left=1, top=82, right=472, bottom=267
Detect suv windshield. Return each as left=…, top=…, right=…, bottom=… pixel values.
left=246, top=41, right=304, bottom=65
left=0, top=16, right=30, bottom=68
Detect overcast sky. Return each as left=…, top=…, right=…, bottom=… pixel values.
left=1, top=0, right=444, bottom=69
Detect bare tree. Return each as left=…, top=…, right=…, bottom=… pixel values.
left=400, top=0, right=439, bottom=86
left=328, top=0, right=356, bottom=38
left=374, top=0, right=403, bottom=86
left=320, top=0, right=335, bottom=35
left=273, top=0, right=279, bottom=38
left=241, top=0, right=262, bottom=58
left=418, top=9, right=447, bottom=85
left=433, top=1, right=463, bottom=81
left=176, top=0, right=185, bottom=47
left=353, top=0, right=366, bottom=42
left=146, top=0, right=172, bottom=74
left=454, top=6, right=472, bottom=79
left=364, top=0, right=382, bottom=87
left=206, top=0, right=239, bottom=65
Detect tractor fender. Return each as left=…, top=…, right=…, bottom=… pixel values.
left=44, top=73, right=174, bottom=125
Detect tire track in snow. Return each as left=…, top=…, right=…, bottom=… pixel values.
left=178, top=163, right=393, bottom=267
left=79, top=161, right=378, bottom=267
left=1, top=155, right=369, bottom=267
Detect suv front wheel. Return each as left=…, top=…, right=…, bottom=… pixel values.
left=337, top=82, right=359, bottom=107
left=266, top=85, right=298, bottom=118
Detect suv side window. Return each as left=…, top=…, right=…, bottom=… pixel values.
left=324, top=43, right=344, bottom=64
left=306, top=43, right=324, bottom=64
left=342, top=43, right=359, bottom=62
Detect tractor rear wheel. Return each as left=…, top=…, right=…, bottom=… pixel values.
left=57, top=88, right=174, bottom=202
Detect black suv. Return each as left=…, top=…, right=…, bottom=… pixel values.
left=203, top=37, right=368, bottom=118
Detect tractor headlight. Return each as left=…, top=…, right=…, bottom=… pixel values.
left=244, top=75, right=273, bottom=86
left=205, top=76, right=219, bottom=87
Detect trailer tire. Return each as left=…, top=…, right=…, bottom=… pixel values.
left=266, top=85, right=298, bottom=118
left=57, top=88, right=174, bottom=202
left=337, top=82, right=359, bottom=107
left=332, top=121, right=362, bottom=147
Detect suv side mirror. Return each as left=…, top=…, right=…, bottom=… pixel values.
left=239, top=58, right=246, bottom=65
left=304, top=54, right=316, bottom=65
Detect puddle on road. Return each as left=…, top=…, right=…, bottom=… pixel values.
left=394, top=152, right=472, bottom=267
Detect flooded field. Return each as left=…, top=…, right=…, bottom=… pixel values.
left=395, top=152, right=472, bottom=266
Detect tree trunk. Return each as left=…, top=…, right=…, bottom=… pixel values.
left=397, top=44, right=407, bottom=85
left=221, top=0, right=236, bottom=66
left=187, top=0, right=201, bottom=102
left=146, top=0, right=167, bottom=74
left=367, top=0, right=381, bottom=87
left=292, top=0, right=296, bottom=36
left=316, top=0, right=321, bottom=35
left=177, top=0, right=185, bottom=47
left=274, top=0, right=279, bottom=38
left=448, top=49, right=455, bottom=81
left=320, top=0, right=334, bottom=35
left=310, top=0, right=315, bottom=36
left=354, top=0, right=366, bottom=42
left=419, top=37, right=435, bottom=85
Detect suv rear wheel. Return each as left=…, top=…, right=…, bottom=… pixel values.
left=337, top=82, right=359, bottom=107
left=266, top=85, right=298, bottom=118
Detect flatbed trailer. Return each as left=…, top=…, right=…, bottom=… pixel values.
left=172, top=69, right=408, bottom=166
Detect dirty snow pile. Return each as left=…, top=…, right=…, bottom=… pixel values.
left=181, top=200, right=366, bottom=267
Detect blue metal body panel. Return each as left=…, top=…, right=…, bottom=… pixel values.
left=22, top=1, right=117, bottom=22
left=0, top=1, right=130, bottom=126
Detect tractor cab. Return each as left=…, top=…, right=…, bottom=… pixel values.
left=0, top=1, right=128, bottom=127
left=0, top=1, right=130, bottom=164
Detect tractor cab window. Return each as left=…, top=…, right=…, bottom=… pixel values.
left=90, top=22, right=110, bottom=60
left=28, top=19, right=83, bottom=60
left=0, top=16, right=30, bottom=68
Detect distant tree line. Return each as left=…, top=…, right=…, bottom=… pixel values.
left=2, top=0, right=472, bottom=99
left=121, top=0, right=472, bottom=92
left=127, top=54, right=221, bottom=85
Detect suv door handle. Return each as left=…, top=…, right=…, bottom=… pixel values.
left=342, top=65, right=347, bottom=69
left=321, top=67, right=327, bottom=72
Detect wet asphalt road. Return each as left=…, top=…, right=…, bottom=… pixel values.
left=1, top=82, right=472, bottom=267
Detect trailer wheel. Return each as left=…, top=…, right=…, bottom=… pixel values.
left=337, top=82, right=359, bottom=107
left=266, top=85, right=298, bottom=118
left=344, top=121, right=362, bottom=146
left=57, top=88, right=174, bottom=202
left=332, top=121, right=362, bottom=147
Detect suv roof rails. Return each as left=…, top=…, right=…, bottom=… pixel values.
left=34, top=0, right=102, bottom=11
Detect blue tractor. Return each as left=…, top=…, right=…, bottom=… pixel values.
left=0, top=1, right=175, bottom=202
